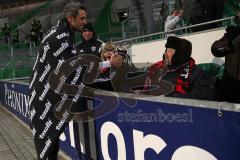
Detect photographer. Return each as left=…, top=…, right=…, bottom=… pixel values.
left=211, top=14, right=240, bottom=103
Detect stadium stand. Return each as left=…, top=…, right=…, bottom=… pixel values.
left=0, top=0, right=239, bottom=80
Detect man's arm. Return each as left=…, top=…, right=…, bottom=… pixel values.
left=211, top=35, right=231, bottom=57
left=165, top=16, right=181, bottom=31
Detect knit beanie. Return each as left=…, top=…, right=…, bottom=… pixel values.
left=83, top=22, right=94, bottom=32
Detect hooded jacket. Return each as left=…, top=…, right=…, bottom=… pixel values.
left=76, top=23, right=104, bottom=58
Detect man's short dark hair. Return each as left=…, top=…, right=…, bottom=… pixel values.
left=63, top=2, right=86, bottom=18
left=171, top=8, right=178, bottom=15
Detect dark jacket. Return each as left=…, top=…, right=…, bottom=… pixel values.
left=190, top=0, right=224, bottom=31
left=92, top=60, right=142, bottom=93
left=211, top=30, right=240, bottom=103
left=29, top=19, right=91, bottom=159
left=164, top=59, right=215, bottom=100
left=76, top=35, right=104, bottom=58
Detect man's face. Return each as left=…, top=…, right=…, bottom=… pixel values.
left=82, top=30, right=93, bottom=41
left=172, top=10, right=179, bottom=16
left=69, top=9, right=87, bottom=31
left=164, top=48, right=175, bottom=64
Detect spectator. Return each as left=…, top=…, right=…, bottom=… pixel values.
left=12, top=29, right=19, bottom=48
left=211, top=16, right=240, bottom=103
left=30, top=18, right=39, bottom=46
left=164, top=9, right=184, bottom=37
left=92, top=42, right=139, bottom=92
left=190, top=0, right=224, bottom=32
left=31, top=18, right=37, bottom=27
left=37, top=20, right=43, bottom=41
left=144, top=36, right=214, bottom=100
left=2, top=23, right=10, bottom=44
left=98, top=42, right=121, bottom=79
left=76, top=22, right=104, bottom=58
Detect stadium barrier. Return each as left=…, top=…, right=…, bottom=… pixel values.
left=0, top=79, right=240, bottom=159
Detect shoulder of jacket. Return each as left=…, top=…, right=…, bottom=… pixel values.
left=76, top=41, right=83, bottom=46
left=96, top=39, right=104, bottom=43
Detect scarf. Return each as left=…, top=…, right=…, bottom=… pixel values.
left=144, top=58, right=195, bottom=94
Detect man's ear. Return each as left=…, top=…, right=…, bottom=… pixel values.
left=67, top=16, right=73, bottom=24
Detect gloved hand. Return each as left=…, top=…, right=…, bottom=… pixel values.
left=225, top=25, right=240, bottom=49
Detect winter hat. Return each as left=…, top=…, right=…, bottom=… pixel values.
left=165, top=36, right=192, bottom=66
left=83, top=22, right=94, bottom=32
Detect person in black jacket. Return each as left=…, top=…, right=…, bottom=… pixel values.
left=76, top=22, right=104, bottom=57
left=2, top=23, right=10, bottom=44
left=29, top=2, right=123, bottom=160
left=144, top=36, right=215, bottom=100
left=211, top=18, right=240, bottom=103
left=190, top=0, right=224, bottom=32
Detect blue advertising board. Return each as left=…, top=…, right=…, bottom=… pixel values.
left=94, top=95, right=240, bottom=160
left=0, top=81, right=81, bottom=159
left=1, top=80, right=240, bottom=160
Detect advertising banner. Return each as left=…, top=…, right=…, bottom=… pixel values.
left=94, top=95, right=240, bottom=160
left=0, top=81, right=81, bottom=159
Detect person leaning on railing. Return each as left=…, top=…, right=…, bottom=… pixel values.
left=211, top=13, right=240, bottom=103
left=164, top=9, right=184, bottom=37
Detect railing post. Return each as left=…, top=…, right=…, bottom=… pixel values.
left=230, top=18, right=234, bottom=25
left=0, top=68, right=3, bottom=79
left=30, top=42, right=32, bottom=56
left=122, top=21, right=126, bottom=39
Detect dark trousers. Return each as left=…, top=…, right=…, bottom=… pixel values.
left=47, top=139, right=59, bottom=160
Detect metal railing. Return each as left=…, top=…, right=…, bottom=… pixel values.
left=0, top=16, right=236, bottom=80
left=115, top=16, right=235, bottom=47
left=0, top=43, right=37, bottom=80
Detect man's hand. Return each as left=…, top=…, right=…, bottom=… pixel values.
left=110, top=54, right=123, bottom=68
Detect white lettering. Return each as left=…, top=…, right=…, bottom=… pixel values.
left=171, top=146, right=217, bottom=160
left=133, top=130, right=166, bottom=160
left=101, top=122, right=126, bottom=160
left=4, top=84, right=30, bottom=118
left=29, top=108, right=36, bottom=122
left=39, top=64, right=51, bottom=82
left=39, top=83, right=50, bottom=101
left=56, top=32, right=69, bottom=39
left=71, top=66, right=82, bottom=85
left=40, top=44, right=50, bottom=63
left=72, top=83, right=85, bottom=102
left=40, top=101, right=52, bottom=120
left=40, top=139, right=52, bottom=158
left=39, top=120, right=53, bottom=139
left=29, top=90, right=36, bottom=106
left=56, top=111, right=70, bottom=130
left=55, top=94, right=68, bottom=112
left=70, top=56, right=81, bottom=67
left=87, top=62, right=94, bottom=73
left=53, top=42, right=69, bottom=57
left=54, top=58, right=65, bottom=75
left=55, top=75, right=66, bottom=94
